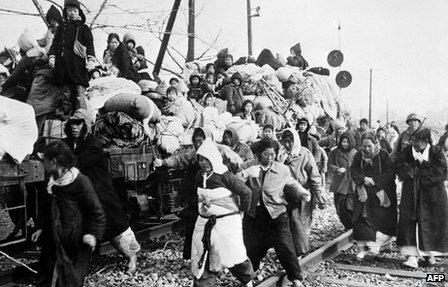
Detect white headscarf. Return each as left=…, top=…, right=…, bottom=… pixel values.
left=47, top=167, right=80, bottom=194
left=277, top=127, right=301, bottom=163
left=197, top=137, right=228, bottom=175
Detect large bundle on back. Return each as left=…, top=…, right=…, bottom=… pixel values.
left=0, top=96, right=38, bottom=163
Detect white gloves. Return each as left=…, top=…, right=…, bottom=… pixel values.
left=48, top=57, right=55, bottom=68
left=83, top=234, right=97, bottom=250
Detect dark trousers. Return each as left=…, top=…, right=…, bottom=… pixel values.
left=243, top=204, right=302, bottom=281
left=334, top=193, right=353, bottom=230
left=59, top=84, right=86, bottom=117
left=193, top=259, right=254, bottom=287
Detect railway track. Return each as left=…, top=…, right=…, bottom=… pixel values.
left=0, top=217, right=183, bottom=287
left=257, top=229, right=448, bottom=287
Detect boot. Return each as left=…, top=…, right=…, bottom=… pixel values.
left=243, top=281, right=253, bottom=287
left=126, top=255, right=137, bottom=274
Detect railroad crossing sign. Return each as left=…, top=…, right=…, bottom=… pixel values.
left=336, top=70, right=352, bottom=88
left=327, top=50, right=344, bottom=67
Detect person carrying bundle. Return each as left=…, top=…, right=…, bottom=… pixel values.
left=191, top=138, right=255, bottom=287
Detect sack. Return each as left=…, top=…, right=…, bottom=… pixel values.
left=227, top=120, right=259, bottom=143
left=73, top=28, right=87, bottom=59
left=103, top=94, right=153, bottom=121
left=17, top=29, right=37, bottom=53
left=0, top=96, right=38, bottom=163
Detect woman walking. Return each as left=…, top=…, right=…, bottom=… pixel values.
left=350, top=132, right=397, bottom=261
left=395, top=128, right=448, bottom=268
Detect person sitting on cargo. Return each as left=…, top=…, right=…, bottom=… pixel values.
left=205, top=63, right=215, bottom=74
left=112, top=32, right=140, bottom=83
left=237, top=100, right=256, bottom=121
left=102, top=33, right=120, bottom=70
left=37, top=5, right=63, bottom=55
left=236, top=138, right=310, bottom=287
left=187, top=71, right=203, bottom=101
left=201, top=72, right=216, bottom=95
left=134, top=46, right=147, bottom=71
left=191, top=138, right=255, bottom=287
left=63, top=108, right=141, bottom=274
left=223, top=72, right=244, bottom=115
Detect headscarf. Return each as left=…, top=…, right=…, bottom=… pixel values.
left=64, top=108, right=93, bottom=139
left=277, top=128, right=301, bottom=163
left=338, top=131, right=356, bottom=152
left=361, top=131, right=380, bottom=165
left=197, top=138, right=228, bottom=175
left=222, top=127, right=240, bottom=148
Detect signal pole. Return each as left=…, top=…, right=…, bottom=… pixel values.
left=187, top=0, right=195, bottom=62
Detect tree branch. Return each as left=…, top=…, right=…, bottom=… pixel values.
left=146, top=59, right=182, bottom=78
left=89, top=0, right=109, bottom=29
left=31, top=0, right=49, bottom=27
left=195, top=30, right=221, bottom=61
left=0, top=8, right=40, bottom=17
left=42, top=0, right=62, bottom=10
left=166, top=48, right=183, bottom=70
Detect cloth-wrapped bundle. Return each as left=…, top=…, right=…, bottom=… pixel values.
left=93, top=112, right=146, bottom=148
left=0, top=96, right=38, bottom=162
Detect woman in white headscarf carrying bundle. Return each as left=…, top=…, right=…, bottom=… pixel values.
left=277, top=128, right=325, bottom=256
left=191, top=138, right=255, bottom=287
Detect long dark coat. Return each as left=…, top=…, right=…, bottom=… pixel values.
left=39, top=174, right=105, bottom=287
left=111, top=43, right=140, bottom=83
left=350, top=149, right=397, bottom=241
left=64, top=134, right=130, bottom=240
left=49, top=11, right=94, bottom=87
left=395, top=145, right=448, bottom=252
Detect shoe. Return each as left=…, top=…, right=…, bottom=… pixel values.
left=402, top=256, right=419, bottom=269
left=243, top=281, right=253, bottom=287
left=126, top=255, right=137, bottom=274
left=355, top=251, right=366, bottom=262
left=426, top=256, right=436, bottom=266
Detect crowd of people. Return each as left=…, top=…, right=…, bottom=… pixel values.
left=1, top=1, right=448, bottom=287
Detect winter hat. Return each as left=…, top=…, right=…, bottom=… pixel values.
left=231, top=72, right=242, bottom=84
left=406, top=113, right=421, bottom=124
left=123, top=32, right=136, bottom=46
left=411, top=128, right=432, bottom=144
left=136, top=46, right=145, bottom=56
left=46, top=5, right=62, bottom=24
left=64, top=108, right=93, bottom=137
left=64, top=0, right=81, bottom=9
left=189, top=71, right=202, bottom=84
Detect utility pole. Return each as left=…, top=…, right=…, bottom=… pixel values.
left=186, top=0, right=195, bottom=62
left=386, top=99, right=389, bottom=123
left=246, top=0, right=253, bottom=56
left=153, top=0, right=181, bottom=76
left=369, top=69, right=373, bottom=127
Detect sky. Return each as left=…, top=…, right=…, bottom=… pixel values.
left=1, top=0, right=448, bottom=124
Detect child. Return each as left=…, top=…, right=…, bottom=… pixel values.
left=135, top=46, right=148, bottom=70
left=224, top=72, right=243, bottom=115
left=33, top=141, right=105, bottom=287
left=102, top=33, right=120, bottom=70
left=38, top=5, right=62, bottom=54
left=201, top=72, right=216, bottom=95
left=48, top=0, right=95, bottom=117
left=205, top=63, right=215, bottom=74
left=169, top=77, right=180, bottom=86
left=191, top=138, right=255, bottom=287
left=328, top=131, right=357, bottom=229
left=187, top=71, right=203, bottom=101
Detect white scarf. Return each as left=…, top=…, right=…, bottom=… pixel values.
left=412, top=144, right=430, bottom=163
left=47, top=167, right=80, bottom=194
